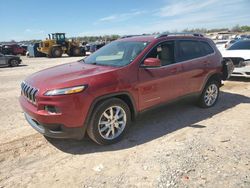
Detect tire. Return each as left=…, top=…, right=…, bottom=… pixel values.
left=51, top=47, right=62, bottom=58
left=198, top=80, right=220, bottom=108
left=9, top=59, right=19, bottom=67
left=87, top=98, right=131, bottom=145
left=71, top=47, right=81, bottom=56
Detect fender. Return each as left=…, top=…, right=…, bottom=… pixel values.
left=81, top=91, right=138, bottom=136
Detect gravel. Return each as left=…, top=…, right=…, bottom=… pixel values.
left=0, top=57, right=249, bottom=187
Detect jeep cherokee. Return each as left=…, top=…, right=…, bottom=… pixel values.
left=19, top=33, right=233, bottom=145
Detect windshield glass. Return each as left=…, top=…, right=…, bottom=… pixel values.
left=84, top=41, right=149, bottom=67
left=228, top=41, right=250, bottom=50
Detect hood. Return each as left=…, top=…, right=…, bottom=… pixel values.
left=25, top=61, right=118, bottom=91
left=221, top=50, right=250, bottom=60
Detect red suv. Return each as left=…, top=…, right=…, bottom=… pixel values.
left=19, top=33, right=232, bottom=145
left=2, top=44, right=26, bottom=55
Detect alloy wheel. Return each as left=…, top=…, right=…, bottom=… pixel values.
left=204, top=84, right=218, bottom=106
left=98, top=106, right=127, bottom=140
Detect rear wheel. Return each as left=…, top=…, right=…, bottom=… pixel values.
left=71, top=47, right=81, bottom=56
left=198, top=80, right=220, bottom=108
left=51, top=47, right=62, bottom=58
left=87, top=98, right=131, bottom=145
left=9, top=59, right=19, bottom=67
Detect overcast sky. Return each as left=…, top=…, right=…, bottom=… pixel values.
left=1, top=0, right=250, bottom=41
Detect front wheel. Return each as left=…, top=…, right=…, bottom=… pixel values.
left=87, top=98, right=131, bottom=145
left=51, top=47, right=62, bottom=58
left=198, top=80, right=220, bottom=108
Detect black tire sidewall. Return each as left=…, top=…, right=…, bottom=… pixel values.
left=87, top=98, right=131, bottom=145
left=72, top=47, right=81, bottom=56
left=52, top=47, right=62, bottom=58
left=199, top=80, right=220, bottom=108
left=10, top=59, right=18, bottom=67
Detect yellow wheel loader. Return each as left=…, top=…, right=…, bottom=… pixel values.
left=37, top=33, right=85, bottom=58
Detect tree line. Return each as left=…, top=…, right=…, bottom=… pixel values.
left=3, top=25, right=250, bottom=44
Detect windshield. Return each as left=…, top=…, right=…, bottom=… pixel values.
left=228, top=41, right=250, bottom=50
left=84, top=41, right=149, bottom=67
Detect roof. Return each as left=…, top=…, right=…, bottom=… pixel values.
left=119, top=33, right=206, bottom=42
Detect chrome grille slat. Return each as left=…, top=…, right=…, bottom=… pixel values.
left=33, top=90, right=38, bottom=103
left=30, top=88, right=34, bottom=101
left=25, top=86, right=29, bottom=97
left=28, top=87, right=33, bottom=101
left=21, top=82, right=38, bottom=105
left=23, top=84, right=27, bottom=95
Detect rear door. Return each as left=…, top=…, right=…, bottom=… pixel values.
left=0, top=54, right=6, bottom=65
left=176, top=40, right=209, bottom=94
left=138, top=40, right=185, bottom=110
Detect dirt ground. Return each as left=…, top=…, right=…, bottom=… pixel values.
left=0, top=56, right=249, bottom=188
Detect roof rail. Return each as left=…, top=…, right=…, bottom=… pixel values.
left=120, top=34, right=150, bottom=39
left=120, top=35, right=142, bottom=39
left=155, top=32, right=204, bottom=38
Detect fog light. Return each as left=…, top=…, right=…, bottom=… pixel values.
left=44, top=105, right=59, bottom=114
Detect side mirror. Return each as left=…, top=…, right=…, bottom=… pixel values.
left=143, top=58, right=161, bottom=67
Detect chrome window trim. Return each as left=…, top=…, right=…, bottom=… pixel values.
left=139, top=39, right=216, bottom=69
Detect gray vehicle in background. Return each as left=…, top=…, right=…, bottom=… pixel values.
left=0, top=53, right=22, bottom=67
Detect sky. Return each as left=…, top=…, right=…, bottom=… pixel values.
left=0, top=0, right=250, bottom=41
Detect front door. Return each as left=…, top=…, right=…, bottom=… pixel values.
left=138, top=40, right=184, bottom=110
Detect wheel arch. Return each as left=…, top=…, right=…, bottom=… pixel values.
left=83, top=92, right=138, bottom=134
left=207, top=73, right=222, bottom=84
left=201, top=72, right=222, bottom=92
left=7, top=58, right=13, bottom=65
left=91, top=92, right=137, bottom=120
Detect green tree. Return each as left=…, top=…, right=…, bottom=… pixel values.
left=241, top=25, right=250, bottom=32
left=231, top=24, right=241, bottom=32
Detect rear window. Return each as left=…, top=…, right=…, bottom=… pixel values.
left=228, top=41, right=250, bottom=50
left=200, top=41, right=214, bottom=55
left=177, top=40, right=204, bottom=61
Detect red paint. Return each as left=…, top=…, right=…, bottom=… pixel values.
left=19, top=35, right=223, bottom=131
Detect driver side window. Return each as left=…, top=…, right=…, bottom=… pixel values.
left=146, top=41, right=175, bottom=66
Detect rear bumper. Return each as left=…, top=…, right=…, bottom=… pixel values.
left=25, top=113, right=84, bottom=139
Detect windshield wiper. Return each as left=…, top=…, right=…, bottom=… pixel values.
left=79, top=59, right=85, bottom=63
left=79, top=59, right=96, bottom=65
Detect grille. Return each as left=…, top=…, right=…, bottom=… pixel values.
left=21, top=82, right=38, bottom=104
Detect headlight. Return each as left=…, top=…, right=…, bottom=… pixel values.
left=244, top=60, right=250, bottom=66
left=44, top=85, right=87, bottom=96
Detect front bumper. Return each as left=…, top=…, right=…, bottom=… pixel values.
left=19, top=92, right=92, bottom=139
left=231, top=67, right=250, bottom=78
left=25, top=113, right=84, bottom=139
